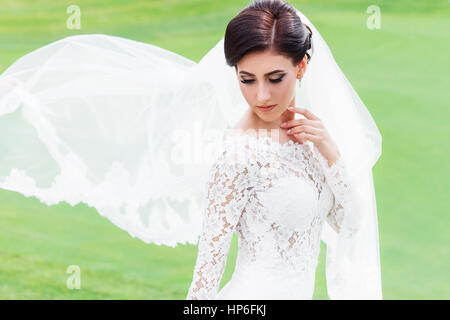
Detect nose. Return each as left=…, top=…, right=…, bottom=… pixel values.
left=256, top=82, right=270, bottom=104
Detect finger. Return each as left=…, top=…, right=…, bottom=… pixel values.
left=281, top=118, right=317, bottom=129
left=293, top=132, right=321, bottom=144
left=286, top=125, right=320, bottom=136
left=287, top=106, right=320, bottom=120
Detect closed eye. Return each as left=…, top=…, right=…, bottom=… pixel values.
left=240, top=75, right=285, bottom=84
left=269, top=76, right=283, bottom=83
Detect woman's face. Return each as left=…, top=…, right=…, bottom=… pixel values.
left=235, top=49, right=307, bottom=124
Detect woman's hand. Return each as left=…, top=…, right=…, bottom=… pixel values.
left=280, top=106, right=341, bottom=167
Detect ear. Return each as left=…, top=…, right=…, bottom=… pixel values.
left=296, top=55, right=308, bottom=79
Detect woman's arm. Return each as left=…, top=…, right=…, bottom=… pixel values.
left=186, top=151, right=252, bottom=300
left=311, top=146, right=361, bottom=235
left=323, top=155, right=350, bottom=233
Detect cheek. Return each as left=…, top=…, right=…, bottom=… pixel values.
left=273, top=80, right=295, bottom=101
left=239, top=84, right=253, bottom=103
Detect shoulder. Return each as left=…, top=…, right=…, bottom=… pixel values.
left=210, top=134, right=261, bottom=180
left=230, top=108, right=255, bottom=132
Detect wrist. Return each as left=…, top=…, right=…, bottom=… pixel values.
left=319, top=142, right=340, bottom=167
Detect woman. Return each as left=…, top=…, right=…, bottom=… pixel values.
left=0, top=0, right=382, bottom=299
left=186, top=0, right=381, bottom=300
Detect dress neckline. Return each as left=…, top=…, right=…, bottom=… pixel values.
left=224, top=132, right=305, bottom=150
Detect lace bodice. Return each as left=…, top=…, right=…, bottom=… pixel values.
left=186, top=133, right=356, bottom=300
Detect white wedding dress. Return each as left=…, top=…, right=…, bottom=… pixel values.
left=186, top=132, right=357, bottom=300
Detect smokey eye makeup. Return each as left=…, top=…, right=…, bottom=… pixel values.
left=240, top=73, right=286, bottom=84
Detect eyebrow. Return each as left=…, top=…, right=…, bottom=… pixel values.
left=238, top=69, right=285, bottom=76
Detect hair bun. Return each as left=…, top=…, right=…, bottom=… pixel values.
left=303, top=23, right=312, bottom=50
left=302, top=23, right=312, bottom=62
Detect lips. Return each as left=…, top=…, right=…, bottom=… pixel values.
left=257, top=104, right=276, bottom=112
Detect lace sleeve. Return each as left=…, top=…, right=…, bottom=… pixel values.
left=310, top=144, right=381, bottom=299
left=323, top=156, right=350, bottom=233
left=312, top=146, right=361, bottom=234
left=186, top=150, right=252, bottom=300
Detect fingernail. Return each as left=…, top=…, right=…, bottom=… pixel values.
left=281, top=122, right=287, bottom=127
left=287, top=129, right=291, bottom=134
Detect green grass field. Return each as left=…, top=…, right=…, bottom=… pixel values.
left=0, top=0, right=449, bottom=299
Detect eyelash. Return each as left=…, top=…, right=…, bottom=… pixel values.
left=240, top=75, right=285, bottom=84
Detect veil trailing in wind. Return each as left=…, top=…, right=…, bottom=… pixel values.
left=0, top=8, right=382, bottom=299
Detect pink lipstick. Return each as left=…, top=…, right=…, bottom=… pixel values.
left=257, top=104, right=276, bottom=112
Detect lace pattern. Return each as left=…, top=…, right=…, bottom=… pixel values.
left=309, top=143, right=361, bottom=235
left=186, top=147, right=253, bottom=300
left=186, top=133, right=356, bottom=299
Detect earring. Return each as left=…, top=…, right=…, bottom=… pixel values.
left=298, top=78, right=302, bottom=88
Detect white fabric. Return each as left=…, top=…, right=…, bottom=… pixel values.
left=186, top=132, right=352, bottom=300
left=293, top=11, right=383, bottom=299
left=0, top=7, right=382, bottom=299
left=0, top=34, right=217, bottom=247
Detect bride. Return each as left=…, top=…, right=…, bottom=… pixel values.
left=0, top=0, right=382, bottom=299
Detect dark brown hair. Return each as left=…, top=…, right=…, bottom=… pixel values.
left=224, top=0, right=312, bottom=68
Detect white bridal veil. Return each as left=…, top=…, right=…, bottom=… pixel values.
left=0, top=7, right=382, bottom=299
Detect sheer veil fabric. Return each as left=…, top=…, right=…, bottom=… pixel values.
left=0, top=7, right=382, bottom=299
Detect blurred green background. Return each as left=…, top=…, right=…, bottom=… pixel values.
left=0, top=0, right=449, bottom=299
